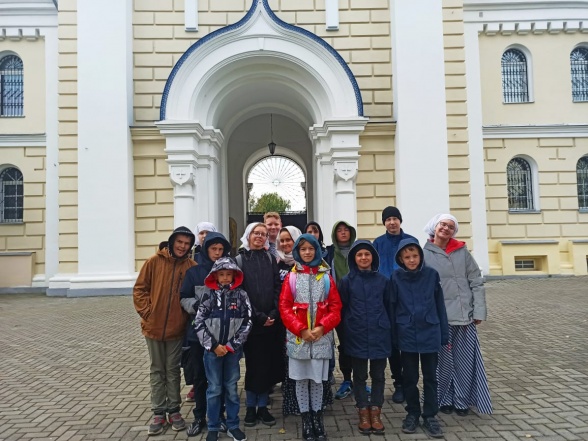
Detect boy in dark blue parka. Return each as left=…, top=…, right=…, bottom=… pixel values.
left=338, top=240, right=392, bottom=435
left=391, top=238, right=449, bottom=439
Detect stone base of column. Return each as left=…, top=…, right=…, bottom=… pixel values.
left=47, top=273, right=137, bottom=297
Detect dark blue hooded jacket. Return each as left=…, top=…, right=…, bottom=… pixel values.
left=390, top=238, right=449, bottom=353
left=180, top=232, right=231, bottom=343
left=338, top=240, right=392, bottom=360
left=373, top=229, right=417, bottom=278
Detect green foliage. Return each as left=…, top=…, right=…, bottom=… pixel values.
left=250, top=192, right=291, bottom=213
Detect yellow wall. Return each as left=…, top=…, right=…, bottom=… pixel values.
left=0, top=39, right=46, bottom=134
left=480, top=33, right=588, bottom=126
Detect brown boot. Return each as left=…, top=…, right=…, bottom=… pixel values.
left=358, top=407, right=371, bottom=435
left=369, top=406, right=385, bottom=435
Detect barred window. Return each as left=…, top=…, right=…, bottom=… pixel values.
left=571, top=47, right=588, bottom=102
left=0, top=167, right=23, bottom=223
left=501, top=49, right=529, bottom=103
left=507, top=158, right=534, bottom=211
left=0, top=55, right=24, bottom=117
left=578, top=157, right=588, bottom=210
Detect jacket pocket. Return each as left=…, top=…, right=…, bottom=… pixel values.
left=425, top=312, right=440, bottom=325
left=292, top=302, right=310, bottom=329
left=315, top=300, right=329, bottom=328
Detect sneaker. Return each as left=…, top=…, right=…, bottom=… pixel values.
left=257, top=407, right=276, bottom=426
left=439, top=405, right=454, bottom=414
left=455, top=407, right=469, bottom=417
left=148, top=414, right=167, bottom=435
left=392, top=385, right=405, bottom=403
left=422, top=417, right=444, bottom=438
left=227, top=427, right=248, bottom=441
left=244, top=406, right=257, bottom=427
left=401, top=414, right=418, bottom=434
left=219, top=418, right=228, bottom=433
left=186, top=386, right=195, bottom=402
left=206, top=431, right=219, bottom=441
left=187, top=418, right=206, bottom=437
left=168, top=412, right=186, bottom=431
left=335, top=380, right=353, bottom=400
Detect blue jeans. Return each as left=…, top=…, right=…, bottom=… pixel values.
left=203, top=348, right=242, bottom=431
left=245, top=390, right=269, bottom=407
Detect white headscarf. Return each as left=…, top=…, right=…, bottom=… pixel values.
left=277, top=226, right=302, bottom=266
left=240, top=222, right=269, bottom=251
left=194, top=222, right=217, bottom=246
left=423, top=213, right=459, bottom=239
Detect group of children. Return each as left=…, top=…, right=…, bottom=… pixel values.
left=181, top=209, right=450, bottom=441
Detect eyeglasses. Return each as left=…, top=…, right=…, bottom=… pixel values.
left=438, top=221, right=455, bottom=231
left=251, top=231, right=268, bottom=238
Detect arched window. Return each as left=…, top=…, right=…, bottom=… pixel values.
left=501, top=48, right=529, bottom=103
left=0, top=55, right=24, bottom=117
left=0, top=167, right=23, bottom=223
left=507, top=158, right=534, bottom=211
left=578, top=157, right=588, bottom=210
left=571, top=47, right=588, bottom=102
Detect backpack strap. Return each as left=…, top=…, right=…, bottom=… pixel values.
left=236, top=254, right=243, bottom=270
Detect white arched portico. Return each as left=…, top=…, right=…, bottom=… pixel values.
left=157, top=0, right=367, bottom=237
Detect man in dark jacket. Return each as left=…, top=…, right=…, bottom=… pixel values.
left=372, top=206, right=416, bottom=404
left=133, top=226, right=196, bottom=436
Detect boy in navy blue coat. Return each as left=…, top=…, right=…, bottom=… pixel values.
left=339, top=240, right=392, bottom=435
left=391, top=238, right=449, bottom=439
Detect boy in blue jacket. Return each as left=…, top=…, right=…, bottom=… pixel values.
left=339, top=240, right=392, bottom=435
left=391, top=238, right=449, bottom=439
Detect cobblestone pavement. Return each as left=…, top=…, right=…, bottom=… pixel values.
left=1, top=277, right=587, bottom=441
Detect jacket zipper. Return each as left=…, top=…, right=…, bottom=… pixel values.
left=220, top=290, right=229, bottom=345
left=308, top=273, right=314, bottom=359
left=161, top=260, right=177, bottom=341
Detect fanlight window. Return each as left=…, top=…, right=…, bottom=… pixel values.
left=507, top=158, right=534, bottom=211
left=0, top=167, right=24, bottom=223
left=0, top=55, right=24, bottom=117
left=501, top=49, right=529, bottom=103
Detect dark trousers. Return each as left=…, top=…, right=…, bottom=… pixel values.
left=182, top=343, right=208, bottom=419
left=351, top=357, right=386, bottom=408
left=388, top=346, right=403, bottom=387
left=335, top=325, right=352, bottom=381
left=401, top=352, right=438, bottom=419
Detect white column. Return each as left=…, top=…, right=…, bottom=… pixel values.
left=158, top=122, right=223, bottom=232
left=41, top=26, right=59, bottom=287
left=73, top=0, right=136, bottom=293
left=310, top=119, right=367, bottom=244
left=464, top=23, right=490, bottom=274
left=390, top=1, right=450, bottom=242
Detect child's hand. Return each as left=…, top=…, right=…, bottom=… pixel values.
left=310, top=326, right=324, bottom=340
left=214, top=345, right=228, bottom=357
left=263, top=317, right=275, bottom=327
left=301, top=329, right=314, bottom=342
left=473, top=319, right=482, bottom=325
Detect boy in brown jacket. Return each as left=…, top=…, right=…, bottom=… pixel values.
left=133, top=226, right=196, bottom=436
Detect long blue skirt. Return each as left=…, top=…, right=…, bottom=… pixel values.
left=437, top=323, right=493, bottom=414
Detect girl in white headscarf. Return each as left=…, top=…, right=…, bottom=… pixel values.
left=422, top=213, right=492, bottom=417
left=277, top=226, right=302, bottom=268
left=194, top=222, right=217, bottom=256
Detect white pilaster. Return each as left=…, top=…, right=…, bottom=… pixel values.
left=310, top=119, right=368, bottom=243
left=325, top=0, right=339, bottom=31
left=464, top=23, right=490, bottom=274
left=74, top=0, right=135, bottom=291
left=390, top=0, right=450, bottom=242
left=158, top=122, right=224, bottom=232
left=185, top=0, right=198, bottom=32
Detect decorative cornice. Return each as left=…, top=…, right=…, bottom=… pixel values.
left=0, top=133, right=46, bottom=147
left=483, top=124, right=588, bottom=138
left=130, top=126, right=164, bottom=142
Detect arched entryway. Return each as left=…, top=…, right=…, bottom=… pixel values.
left=157, top=0, right=367, bottom=239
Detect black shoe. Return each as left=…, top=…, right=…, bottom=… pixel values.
left=219, top=418, right=228, bottom=433
left=206, top=431, right=219, bottom=441
left=301, top=412, right=315, bottom=441
left=402, top=414, right=419, bottom=434
left=257, top=406, right=276, bottom=426
left=227, top=427, right=247, bottom=441
left=422, top=417, right=444, bottom=438
left=392, top=385, right=405, bottom=403
left=439, top=405, right=454, bottom=415
left=244, top=407, right=257, bottom=427
left=455, top=407, right=469, bottom=416
left=187, top=418, right=206, bottom=437
left=311, top=410, right=327, bottom=441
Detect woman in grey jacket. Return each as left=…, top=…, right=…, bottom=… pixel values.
left=422, top=214, right=492, bottom=416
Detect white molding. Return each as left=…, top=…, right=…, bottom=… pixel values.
left=0, top=133, right=45, bottom=147
left=484, top=124, right=588, bottom=138
left=325, top=0, right=339, bottom=31
left=185, top=0, right=198, bottom=32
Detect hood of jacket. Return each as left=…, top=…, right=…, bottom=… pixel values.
left=394, top=238, right=424, bottom=272
left=164, top=226, right=196, bottom=259
left=292, top=233, right=323, bottom=267
left=199, top=232, right=231, bottom=263
left=347, top=240, right=380, bottom=274
left=330, top=220, right=357, bottom=248
left=205, top=256, right=244, bottom=289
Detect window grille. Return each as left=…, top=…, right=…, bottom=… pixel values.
left=571, top=47, right=588, bottom=102
left=0, top=167, right=23, bottom=223
left=507, top=158, right=534, bottom=211
left=577, top=157, right=588, bottom=210
left=0, top=55, right=24, bottom=117
left=515, top=259, right=536, bottom=271
left=501, top=49, right=529, bottom=103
